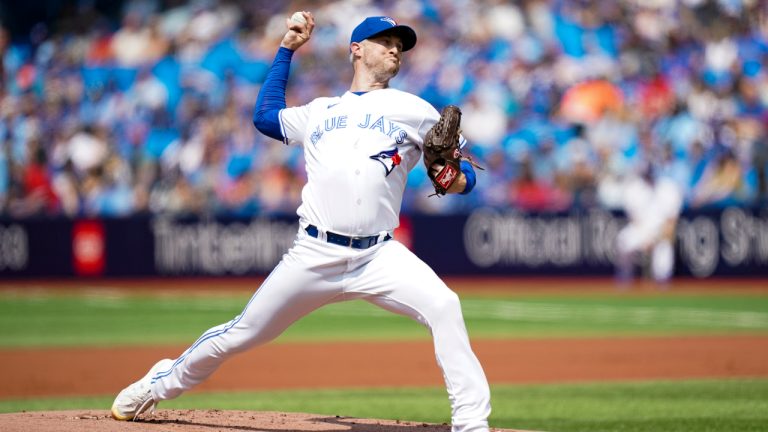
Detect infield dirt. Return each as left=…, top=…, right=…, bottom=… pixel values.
left=2, top=336, right=768, bottom=399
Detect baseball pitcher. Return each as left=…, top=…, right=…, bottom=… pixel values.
left=111, top=12, right=491, bottom=432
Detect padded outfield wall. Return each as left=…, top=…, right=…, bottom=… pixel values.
left=1, top=207, right=767, bottom=279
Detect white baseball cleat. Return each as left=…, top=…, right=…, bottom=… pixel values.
left=111, top=358, right=173, bottom=421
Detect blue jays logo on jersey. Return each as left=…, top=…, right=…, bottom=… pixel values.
left=370, top=148, right=402, bottom=177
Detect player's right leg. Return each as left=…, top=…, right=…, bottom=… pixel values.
left=111, top=233, right=346, bottom=420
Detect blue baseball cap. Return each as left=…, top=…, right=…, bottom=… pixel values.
left=350, top=16, right=417, bottom=52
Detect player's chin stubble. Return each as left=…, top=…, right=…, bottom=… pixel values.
left=365, top=58, right=400, bottom=82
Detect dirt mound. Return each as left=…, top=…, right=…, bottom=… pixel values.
left=0, top=410, right=531, bottom=432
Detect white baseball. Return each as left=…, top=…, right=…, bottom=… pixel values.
left=291, top=12, right=307, bottom=25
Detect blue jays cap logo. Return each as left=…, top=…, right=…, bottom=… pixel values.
left=350, top=16, right=417, bottom=51
left=370, top=148, right=402, bottom=177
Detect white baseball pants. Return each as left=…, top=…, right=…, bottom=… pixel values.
left=150, top=228, right=492, bottom=432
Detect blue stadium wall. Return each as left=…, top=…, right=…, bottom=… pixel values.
left=1, top=207, right=767, bottom=279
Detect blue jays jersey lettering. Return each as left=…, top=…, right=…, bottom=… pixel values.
left=308, top=113, right=408, bottom=147
left=356, top=115, right=408, bottom=143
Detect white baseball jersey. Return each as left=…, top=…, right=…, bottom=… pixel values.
left=279, top=88, right=464, bottom=236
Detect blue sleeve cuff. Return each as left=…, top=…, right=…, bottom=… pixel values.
left=460, top=160, right=476, bottom=195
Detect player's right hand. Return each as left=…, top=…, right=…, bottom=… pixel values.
left=281, top=11, right=314, bottom=51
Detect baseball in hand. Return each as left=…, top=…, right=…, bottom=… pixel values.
left=291, top=12, right=307, bottom=25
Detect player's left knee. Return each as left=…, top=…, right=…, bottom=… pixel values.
left=432, top=290, right=462, bottom=317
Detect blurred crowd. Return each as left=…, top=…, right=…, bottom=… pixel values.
left=1, top=0, right=767, bottom=219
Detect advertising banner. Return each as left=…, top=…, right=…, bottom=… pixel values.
left=1, top=207, right=766, bottom=279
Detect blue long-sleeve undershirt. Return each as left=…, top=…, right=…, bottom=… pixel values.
left=252, top=47, right=294, bottom=141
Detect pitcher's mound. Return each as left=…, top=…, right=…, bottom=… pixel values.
left=0, top=410, right=537, bottom=432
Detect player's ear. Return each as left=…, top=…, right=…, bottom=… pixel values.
left=350, top=42, right=362, bottom=58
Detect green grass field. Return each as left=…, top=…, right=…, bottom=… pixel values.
left=1, top=290, right=767, bottom=347
left=1, top=285, right=768, bottom=432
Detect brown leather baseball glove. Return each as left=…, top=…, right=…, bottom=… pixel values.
left=423, top=105, right=464, bottom=196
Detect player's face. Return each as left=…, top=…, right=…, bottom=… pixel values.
left=361, top=33, right=403, bottom=79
